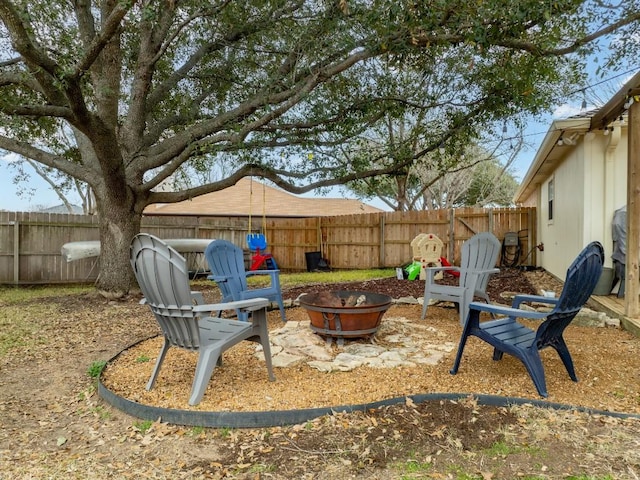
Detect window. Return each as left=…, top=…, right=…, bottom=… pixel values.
left=548, top=178, right=554, bottom=221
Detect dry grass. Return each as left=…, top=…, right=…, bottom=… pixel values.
left=2, top=281, right=640, bottom=479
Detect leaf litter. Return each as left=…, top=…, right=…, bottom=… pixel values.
left=1, top=270, right=640, bottom=478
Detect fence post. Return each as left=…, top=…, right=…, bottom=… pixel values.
left=379, top=214, right=385, bottom=267
left=448, top=209, right=455, bottom=261
left=528, top=210, right=535, bottom=265
left=12, top=220, right=19, bottom=285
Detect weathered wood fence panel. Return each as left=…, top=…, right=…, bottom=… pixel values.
left=382, top=210, right=451, bottom=267
left=0, top=207, right=535, bottom=284
left=0, top=212, right=102, bottom=285
left=320, top=213, right=382, bottom=270
left=264, top=217, right=319, bottom=271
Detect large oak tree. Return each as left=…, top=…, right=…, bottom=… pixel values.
left=0, top=0, right=638, bottom=297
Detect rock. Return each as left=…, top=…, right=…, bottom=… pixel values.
left=395, top=296, right=419, bottom=304
left=333, top=352, right=367, bottom=370
left=343, top=344, right=386, bottom=357
left=298, top=344, right=334, bottom=361
left=573, top=308, right=607, bottom=328
left=605, top=317, right=621, bottom=328
left=267, top=316, right=455, bottom=373
left=269, top=351, right=306, bottom=368
left=307, top=361, right=335, bottom=372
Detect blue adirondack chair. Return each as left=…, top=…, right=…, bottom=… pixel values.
left=205, top=239, right=286, bottom=322
left=130, top=233, right=275, bottom=406
left=421, top=232, right=501, bottom=325
left=450, top=241, right=604, bottom=398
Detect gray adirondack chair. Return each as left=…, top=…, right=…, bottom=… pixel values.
left=421, top=232, right=501, bottom=325
left=204, top=239, right=286, bottom=322
left=450, top=241, right=604, bottom=398
left=130, top=233, right=275, bottom=406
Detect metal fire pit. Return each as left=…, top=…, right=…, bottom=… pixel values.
left=298, top=290, right=393, bottom=345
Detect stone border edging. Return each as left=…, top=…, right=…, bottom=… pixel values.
left=98, top=339, right=640, bottom=428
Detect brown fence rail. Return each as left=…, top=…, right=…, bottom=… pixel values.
left=0, top=207, right=535, bottom=285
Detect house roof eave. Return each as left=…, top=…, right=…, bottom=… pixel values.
left=514, top=117, right=591, bottom=204
left=590, top=70, right=640, bottom=131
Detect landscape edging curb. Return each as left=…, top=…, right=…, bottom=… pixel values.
left=98, top=339, right=640, bottom=428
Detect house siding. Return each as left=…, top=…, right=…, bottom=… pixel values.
left=528, top=125, right=628, bottom=280
left=539, top=147, right=585, bottom=277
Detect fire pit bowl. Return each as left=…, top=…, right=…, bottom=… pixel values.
left=298, top=290, right=393, bottom=343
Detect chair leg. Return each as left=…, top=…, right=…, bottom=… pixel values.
left=449, top=335, right=469, bottom=375
left=421, top=288, right=433, bottom=320
left=456, top=302, right=465, bottom=326
left=552, top=338, right=578, bottom=382
left=189, top=345, right=223, bottom=406
left=253, top=308, right=276, bottom=381
left=421, top=278, right=432, bottom=319
left=450, top=310, right=477, bottom=374
left=520, top=350, right=548, bottom=398
left=276, top=298, right=286, bottom=322
left=146, top=337, right=170, bottom=391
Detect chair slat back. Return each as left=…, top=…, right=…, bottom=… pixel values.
left=459, top=232, right=501, bottom=291
left=130, top=233, right=200, bottom=350
left=537, top=242, right=604, bottom=344
left=206, top=239, right=249, bottom=294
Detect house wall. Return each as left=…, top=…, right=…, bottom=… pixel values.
left=538, top=145, right=586, bottom=277
left=536, top=128, right=628, bottom=280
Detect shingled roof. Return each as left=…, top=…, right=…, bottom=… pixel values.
left=144, top=177, right=383, bottom=217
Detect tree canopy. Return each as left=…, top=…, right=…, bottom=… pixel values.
left=0, top=0, right=639, bottom=296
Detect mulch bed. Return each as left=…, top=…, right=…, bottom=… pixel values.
left=100, top=268, right=640, bottom=415
left=280, top=266, right=540, bottom=304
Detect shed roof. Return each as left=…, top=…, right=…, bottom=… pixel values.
left=144, top=177, right=384, bottom=217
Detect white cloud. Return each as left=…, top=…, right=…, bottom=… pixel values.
left=1, top=152, right=22, bottom=163
left=552, top=103, right=582, bottom=119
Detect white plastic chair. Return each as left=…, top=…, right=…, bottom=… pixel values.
left=421, top=232, right=501, bottom=325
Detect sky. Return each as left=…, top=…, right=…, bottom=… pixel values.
left=0, top=67, right=636, bottom=213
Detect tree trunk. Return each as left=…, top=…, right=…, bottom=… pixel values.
left=95, top=201, right=141, bottom=299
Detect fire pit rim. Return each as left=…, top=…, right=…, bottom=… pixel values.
left=297, top=290, right=393, bottom=309
left=298, top=290, right=393, bottom=343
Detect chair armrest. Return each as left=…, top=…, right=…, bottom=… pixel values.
left=469, top=301, right=550, bottom=320
left=193, top=297, right=270, bottom=314
left=191, top=291, right=205, bottom=305
left=427, top=265, right=460, bottom=273
left=245, top=269, right=279, bottom=277
left=475, top=268, right=500, bottom=275
left=426, top=265, right=460, bottom=282
left=464, top=268, right=500, bottom=291
left=511, top=294, right=560, bottom=309
left=207, top=274, right=229, bottom=283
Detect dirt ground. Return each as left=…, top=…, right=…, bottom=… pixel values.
left=1, top=269, right=640, bottom=479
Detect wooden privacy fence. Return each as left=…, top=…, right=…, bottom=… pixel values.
left=265, top=207, right=536, bottom=272
left=0, top=207, right=535, bottom=285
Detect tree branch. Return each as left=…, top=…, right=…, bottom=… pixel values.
left=70, top=0, right=131, bottom=80
left=0, top=134, right=88, bottom=180
left=0, top=103, right=72, bottom=118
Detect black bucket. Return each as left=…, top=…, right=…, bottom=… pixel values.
left=305, top=251, right=329, bottom=272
